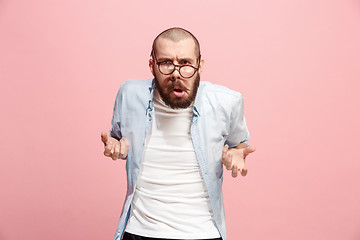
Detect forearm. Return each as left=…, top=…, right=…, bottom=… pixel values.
left=232, top=142, right=249, bottom=149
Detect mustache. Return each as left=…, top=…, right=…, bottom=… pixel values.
left=168, top=80, right=189, bottom=92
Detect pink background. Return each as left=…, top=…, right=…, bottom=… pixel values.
left=1, top=0, right=360, bottom=239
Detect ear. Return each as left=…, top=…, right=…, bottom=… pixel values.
left=149, top=58, right=155, bottom=76
left=198, top=59, right=205, bottom=74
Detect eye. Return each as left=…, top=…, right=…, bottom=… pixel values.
left=159, top=61, right=174, bottom=70
left=160, top=61, right=172, bottom=66
left=181, top=60, right=191, bottom=65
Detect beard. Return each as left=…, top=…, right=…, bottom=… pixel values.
left=154, top=73, right=200, bottom=109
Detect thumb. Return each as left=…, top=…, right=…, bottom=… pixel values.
left=243, top=146, right=256, bottom=157
left=101, top=131, right=109, bottom=145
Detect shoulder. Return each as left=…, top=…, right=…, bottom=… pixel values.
left=116, top=79, right=154, bottom=100
left=118, top=78, right=153, bottom=93
left=114, top=79, right=153, bottom=106
left=199, top=81, right=243, bottom=104
left=115, top=79, right=153, bottom=109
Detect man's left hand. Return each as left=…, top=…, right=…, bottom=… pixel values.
left=221, top=144, right=256, bottom=178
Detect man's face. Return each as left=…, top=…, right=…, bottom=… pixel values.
left=149, top=37, right=204, bottom=109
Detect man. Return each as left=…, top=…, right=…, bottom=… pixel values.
left=101, top=27, right=255, bottom=240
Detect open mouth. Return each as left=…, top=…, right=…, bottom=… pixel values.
left=172, top=87, right=185, bottom=97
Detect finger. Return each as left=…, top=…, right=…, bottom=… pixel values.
left=225, top=153, right=233, bottom=170
left=221, top=145, right=229, bottom=164
left=122, top=137, right=129, bottom=155
left=243, top=146, right=256, bottom=158
left=123, top=137, right=129, bottom=155
left=241, top=168, right=248, bottom=177
left=112, top=143, right=120, bottom=160
left=232, top=165, right=238, bottom=178
left=101, top=131, right=109, bottom=145
left=119, top=138, right=125, bottom=156
left=119, top=138, right=129, bottom=159
left=119, top=138, right=125, bottom=158
left=110, top=144, right=115, bottom=155
left=104, top=143, right=113, bottom=156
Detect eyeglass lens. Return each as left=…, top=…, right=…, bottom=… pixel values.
left=159, top=62, right=196, bottom=78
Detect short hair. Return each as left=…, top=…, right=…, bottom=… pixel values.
left=151, top=27, right=201, bottom=61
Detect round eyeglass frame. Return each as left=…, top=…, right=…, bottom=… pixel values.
left=151, top=50, right=200, bottom=79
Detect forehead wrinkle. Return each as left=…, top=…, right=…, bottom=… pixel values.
left=156, top=48, right=196, bottom=63
left=157, top=55, right=194, bottom=61
left=156, top=56, right=196, bottom=65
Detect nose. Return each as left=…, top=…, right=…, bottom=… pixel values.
left=170, top=65, right=181, bottom=80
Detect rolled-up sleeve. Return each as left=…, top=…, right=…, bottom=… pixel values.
left=225, top=94, right=250, bottom=147
left=110, top=86, right=124, bottom=141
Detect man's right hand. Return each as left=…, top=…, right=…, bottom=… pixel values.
left=101, top=131, right=129, bottom=160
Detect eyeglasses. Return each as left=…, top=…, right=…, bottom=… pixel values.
left=152, top=51, right=200, bottom=79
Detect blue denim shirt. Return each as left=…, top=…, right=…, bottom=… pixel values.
left=110, top=79, right=250, bottom=240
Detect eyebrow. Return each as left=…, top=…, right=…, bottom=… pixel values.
left=157, top=57, right=195, bottom=64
